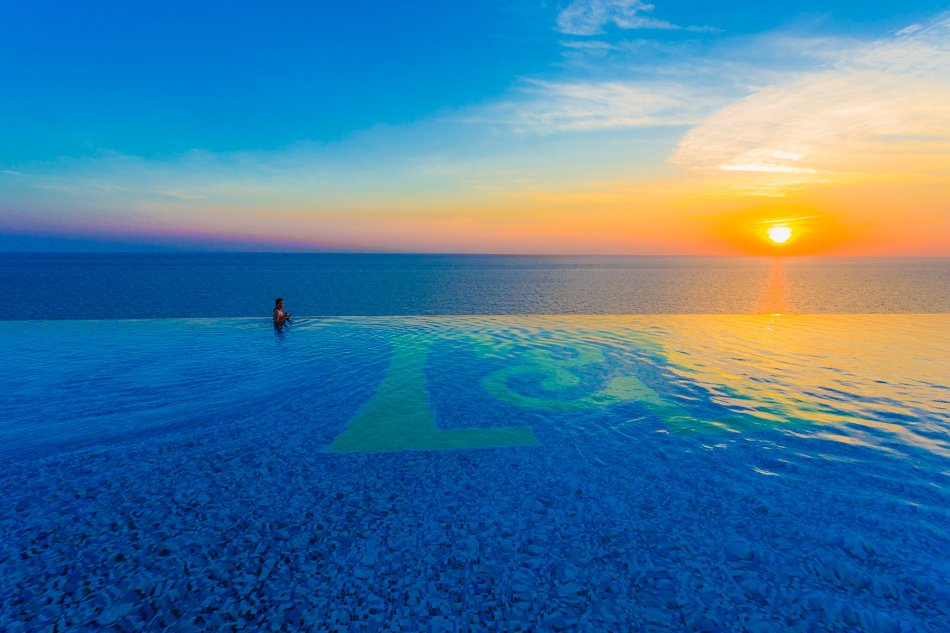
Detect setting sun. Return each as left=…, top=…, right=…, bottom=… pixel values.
left=767, top=226, right=793, bottom=244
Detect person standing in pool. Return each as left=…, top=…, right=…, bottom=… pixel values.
left=273, top=297, right=292, bottom=326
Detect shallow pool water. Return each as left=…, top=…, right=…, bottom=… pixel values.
left=2, top=316, right=948, bottom=631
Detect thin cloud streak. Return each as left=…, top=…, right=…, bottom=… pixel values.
left=471, top=31, right=860, bottom=137
left=471, top=79, right=711, bottom=133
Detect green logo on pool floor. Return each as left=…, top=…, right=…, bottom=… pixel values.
left=328, top=335, right=538, bottom=453
left=327, top=328, right=710, bottom=453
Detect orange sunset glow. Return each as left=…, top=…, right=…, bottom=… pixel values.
left=1, top=7, right=947, bottom=256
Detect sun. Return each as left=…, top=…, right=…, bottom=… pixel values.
left=767, top=226, right=793, bottom=244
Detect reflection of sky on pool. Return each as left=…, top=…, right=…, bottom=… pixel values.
left=1, top=316, right=948, bottom=630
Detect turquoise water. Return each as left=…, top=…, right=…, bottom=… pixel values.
left=1, top=316, right=949, bottom=630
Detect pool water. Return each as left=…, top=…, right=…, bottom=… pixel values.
left=2, top=316, right=948, bottom=631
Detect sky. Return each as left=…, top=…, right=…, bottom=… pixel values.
left=1, top=0, right=948, bottom=255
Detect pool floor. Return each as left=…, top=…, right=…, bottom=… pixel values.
left=1, top=316, right=948, bottom=631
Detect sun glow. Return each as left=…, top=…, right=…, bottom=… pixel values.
left=767, top=226, right=793, bottom=244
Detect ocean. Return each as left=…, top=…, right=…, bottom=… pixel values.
left=1, top=253, right=948, bottom=319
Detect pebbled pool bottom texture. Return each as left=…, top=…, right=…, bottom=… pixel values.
left=1, top=316, right=948, bottom=632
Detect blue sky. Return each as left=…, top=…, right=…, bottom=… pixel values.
left=1, top=1, right=947, bottom=253
left=3, top=0, right=943, bottom=160
left=1, top=1, right=557, bottom=160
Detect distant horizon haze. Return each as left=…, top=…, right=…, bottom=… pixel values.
left=0, top=226, right=947, bottom=257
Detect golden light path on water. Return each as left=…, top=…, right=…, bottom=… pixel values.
left=646, top=314, right=950, bottom=457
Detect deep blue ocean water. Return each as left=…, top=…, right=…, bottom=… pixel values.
left=1, top=255, right=949, bottom=631
left=2, top=253, right=948, bottom=318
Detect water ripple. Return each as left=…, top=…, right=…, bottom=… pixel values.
left=2, top=314, right=947, bottom=631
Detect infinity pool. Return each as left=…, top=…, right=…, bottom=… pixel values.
left=2, top=316, right=948, bottom=631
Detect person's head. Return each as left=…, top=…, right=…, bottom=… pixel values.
left=275, top=297, right=284, bottom=310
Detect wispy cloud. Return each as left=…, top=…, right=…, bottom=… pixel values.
left=472, top=29, right=861, bottom=137
left=556, top=0, right=714, bottom=36
left=558, top=40, right=616, bottom=51
left=469, top=79, right=714, bottom=133
left=719, top=163, right=816, bottom=174
left=895, top=24, right=923, bottom=36
left=670, top=15, right=950, bottom=188
left=556, top=0, right=677, bottom=35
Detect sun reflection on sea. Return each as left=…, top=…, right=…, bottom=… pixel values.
left=759, top=258, right=788, bottom=314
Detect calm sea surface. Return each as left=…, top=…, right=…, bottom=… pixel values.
left=1, top=253, right=947, bottom=318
